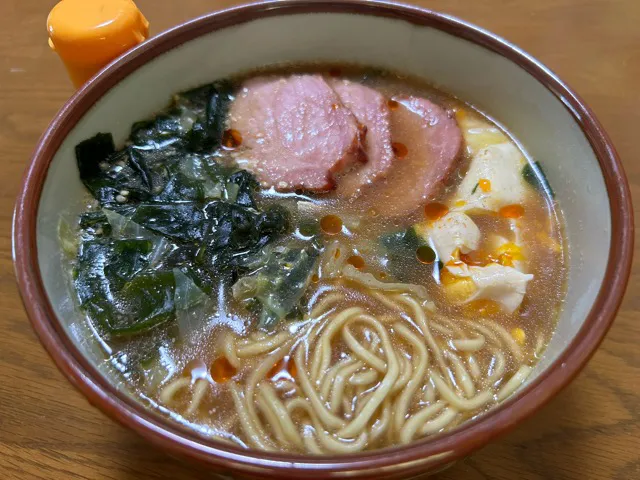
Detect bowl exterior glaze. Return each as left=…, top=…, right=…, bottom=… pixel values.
left=13, top=1, right=633, bottom=478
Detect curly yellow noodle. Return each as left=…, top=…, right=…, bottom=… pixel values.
left=392, top=322, right=429, bottom=433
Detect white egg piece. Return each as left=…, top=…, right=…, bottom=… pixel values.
left=488, top=234, right=511, bottom=251
left=456, top=110, right=510, bottom=155
left=456, top=143, right=529, bottom=213
left=415, top=211, right=481, bottom=261
left=446, top=263, right=533, bottom=313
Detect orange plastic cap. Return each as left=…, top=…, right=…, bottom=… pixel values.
left=47, top=0, right=149, bottom=87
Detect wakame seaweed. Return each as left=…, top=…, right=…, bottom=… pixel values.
left=197, top=202, right=290, bottom=275
left=380, top=226, right=424, bottom=253
left=71, top=81, right=292, bottom=337
left=379, top=226, right=439, bottom=281
left=75, top=81, right=234, bottom=211
left=522, top=161, right=555, bottom=198
left=183, top=81, right=233, bottom=152
left=78, top=211, right=111, bottom=239
left=74, top=239, right=176, bottom=335
left=232, top=245, right=320, bottom=330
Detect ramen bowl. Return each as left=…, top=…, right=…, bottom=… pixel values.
left=13, top=1, right=633, bottom=478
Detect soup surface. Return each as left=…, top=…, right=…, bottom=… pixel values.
left=61, top=66, right=566, bottom=454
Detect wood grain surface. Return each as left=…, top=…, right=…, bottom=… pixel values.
left=1, top=1, right=638, bottom=479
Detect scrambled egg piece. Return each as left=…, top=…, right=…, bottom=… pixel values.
left=415, top=211, right=480, bottom=262
left=446, top=263, right=533, bottom=313
left=456, top=110, right=510, bottom=155
left=489, top=233, right=526, bottom=271
left=441, top=269, right=477, bottom=302
left=456, top=143, right=529, bottom=213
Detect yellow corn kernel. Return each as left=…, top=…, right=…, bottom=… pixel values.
left=454, top=199, right=467, bottom=208
left=440, top=269, right=457, bottom=285
left=479, top=178, right=491, bottom=193
left=511, top=327, right=526, bottom=346
left=499, top=253, right=514, bottom=267
left=443, top=277, right=476, bottom=302
left=496, top=242, right=525, bottom=261
left=465, top=299, right=502, bottom=317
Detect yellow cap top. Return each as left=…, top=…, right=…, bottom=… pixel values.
left=47, top=0, right=149, bottom=87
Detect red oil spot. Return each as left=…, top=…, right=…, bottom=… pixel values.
left=499, top=204, right=525, bottom=219
left=392, top=142, right=408, bottom=159
left=223, top=129, right=242, bottom=149
left=424, top=202, right=449, bottom=221
left=321, top=215, right=343, bottom=235
left=347, top=255, right=365, bottom=269
left=210, top=357, right=237, bottom=383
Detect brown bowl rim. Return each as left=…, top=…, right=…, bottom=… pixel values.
left=12, top=0, right=634, bottom=477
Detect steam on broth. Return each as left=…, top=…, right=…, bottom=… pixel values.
left=61, top=65, right=566, bottom=454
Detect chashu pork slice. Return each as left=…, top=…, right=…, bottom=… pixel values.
left=330, top=79, right=394, bottom=197
left=229, top=74, right=366, bottom=192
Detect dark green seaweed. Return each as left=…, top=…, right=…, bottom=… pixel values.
left=184, top=81, right=233, bottom=152
left=78, top=211, right=112, bottom=239
left=522, top=161, right=555, bottom=198
left=75, top=82, right=234, bottom=212
left=75, top=133, right=115, bottom=182
left=233, top=246, right=320, bottom=330
left=131, top=203, right=206, bottom=243
left=380, top=227, right=424, bottom=253
left=74, top=239, right=176, bottom=335
left=198, top=202, right=290, bottom=275
left=72, top=81, right=293, bottom=337
left=379, top=227, right=441, bottom=282
left=227, top=170, right=259, bottom=208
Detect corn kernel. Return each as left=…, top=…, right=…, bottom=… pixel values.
left=441, top=267, right=475, bottom=298
left=444, top=278, right=477, bottom=302
left=499, top=253, right=514, bottom=267
left=496, top=242, right=525, bottom=261
left=440, top=269, right=457, bottom=285
left=511, top=327, right=526, bottom=346
left=465, top=299, right=502, bottom=316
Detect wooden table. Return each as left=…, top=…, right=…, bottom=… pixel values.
left=1, top=1, right=638, bottom=478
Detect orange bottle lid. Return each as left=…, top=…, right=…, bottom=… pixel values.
left=47, top=0, right=149, bottom=87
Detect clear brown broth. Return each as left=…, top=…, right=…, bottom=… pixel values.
left=93, top=65, right=567, bottom=452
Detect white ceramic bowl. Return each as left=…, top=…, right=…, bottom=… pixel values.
left=14, top=2, right=633, bottom=478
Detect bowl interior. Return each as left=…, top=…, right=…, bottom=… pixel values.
left=36, top=9, right=609, bottom=427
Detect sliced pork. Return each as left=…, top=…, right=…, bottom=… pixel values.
left=229, top=75, right=366, bottom=192
left=360, top=95, right=462, bottom=217
left=330, top=79, right=394, bottom=197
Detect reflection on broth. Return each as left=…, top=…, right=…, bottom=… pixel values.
left=60, top=65, right=566, bottom=454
